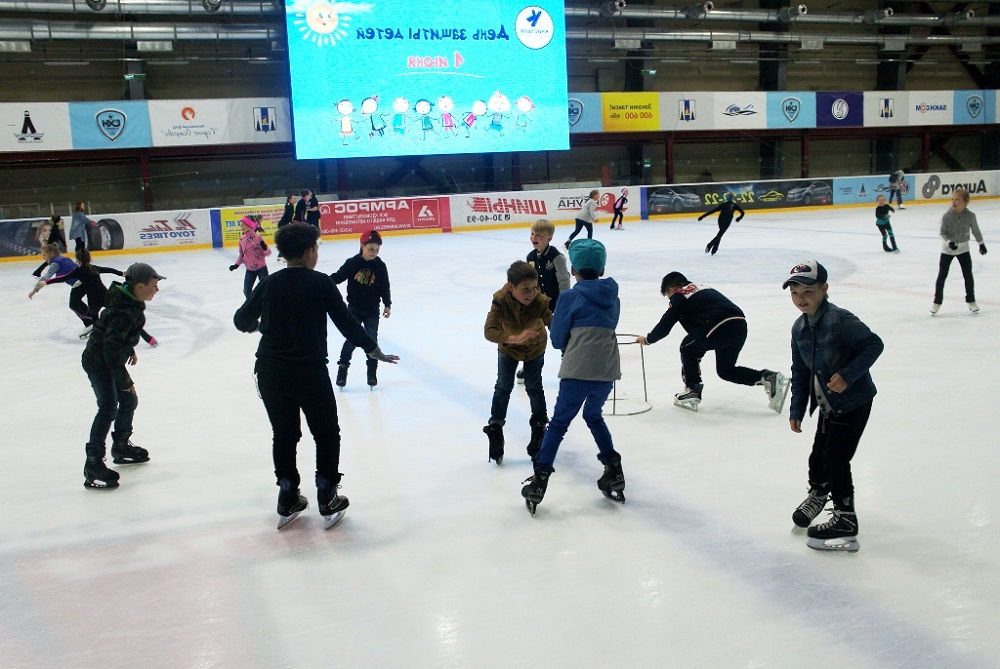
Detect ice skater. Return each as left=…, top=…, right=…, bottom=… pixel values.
left=888, top=169, right=906, bottom=208
left=932, top=187, right=986, bottom=315
left=610, top=188, right=627, bottom=230
left=233, top=223, right=399, bottom=530
left=80, top=262, right=165, bottom=490
left=564, top=190, right=600, bottom=248
left=698, top=193, right=744, bottom=255
left=873, top=195, right=899, bottom=253
left=783, top=260, right=883, bottom=552
left=635, top=272, right=788, bottom=413
left=69, top=201, right=96, bottom=251
left=516, top=219, right=570, bottom=385
left=521, top=239, right=624, bottom=514
left=229, top=215, right=271, bottom=299
left=27, top=243, right=89, bottom=335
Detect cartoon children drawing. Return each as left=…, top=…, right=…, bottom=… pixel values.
left=336, top=99, right=357, bottom=144
left=463, top=100, right=487, bottom=137
left=361, top=96, right=387, bottom=138
left=392, top=96, right=409, bottom=136
left=515, top=95, right=534, bottom=132
left=487, top=91, right=511, bottom=135
left=438, top=96, right=459, bottom=137
left=415, top=99, right=436, bottom=140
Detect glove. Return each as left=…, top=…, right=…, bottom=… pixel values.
left=366, top=345, right=399, bottom=364
left=260, top=241, right=268, bottom=251
left=697, top=215, right=705, bottom=221
left=948, top=241, right=958, bottom=251
left=736, top=216, right=744, bottom=222
left=229, top=264, right=238, bottom=271
left=980, top=243, right=988, bottom=255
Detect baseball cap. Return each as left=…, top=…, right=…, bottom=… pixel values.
left=568, top=238, right=607, bottom=274
left=360, top=230, right=382, bottom=245
left=782, top=260, right=827, bottom=289
left=125, top=262, right=166, bottom=284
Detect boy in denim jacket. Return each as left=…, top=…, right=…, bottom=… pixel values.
left=784, top=261, right=884, bottom=551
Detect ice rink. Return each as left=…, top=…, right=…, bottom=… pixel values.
left=2, top=199, right=999, bottom=669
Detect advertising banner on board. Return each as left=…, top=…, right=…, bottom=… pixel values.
left=0, top=102, right=74, bottom=152
left=319, top=196, right=453, bottom=237
left=643, top=178, right=834, bottom=218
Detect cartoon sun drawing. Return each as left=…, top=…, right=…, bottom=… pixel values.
left=288, top=1, right=372, bottom=47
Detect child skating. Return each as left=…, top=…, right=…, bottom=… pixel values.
left=521, top=239, right=623, bottom=514
left=698, top=193, right=744, bottom=255
left=229, top=215, right=271, bottom=299
left=784, top=261, right=883, bottom=552
left=564, top=189, right=600, bottom=248
left=932, top=187, right=986, bottom=315
left=874, top=195, right=899, bottom=253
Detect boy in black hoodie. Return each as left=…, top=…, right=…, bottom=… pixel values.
left=331, top=230, right=392, bottom=389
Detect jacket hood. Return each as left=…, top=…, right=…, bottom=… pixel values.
left=108, top=282, right=145, bottom=310
left=572, top=277, right=618, bottom=309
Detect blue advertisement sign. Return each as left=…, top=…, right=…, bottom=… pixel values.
left=567, top=93, right=602, bottom=134
left=832, top=175, right=908, bottom=206
left=816, top=92, right=864, bottom=128
left=69, top=101, right=152, bottom=149
left=953, top=90, right=993, bottom=125
left=765, top=92, right=816, bottom=129
left=284, top=0, right=569, bottom=160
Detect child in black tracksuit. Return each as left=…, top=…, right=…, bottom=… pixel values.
left=784, top=261, right=883, bottom=550
left=874, top=195, right=899, bottom=253
left=331, top=230, right=392, bottom=389
left=698, top=193, right=745, bottom=255
left=233, top=223, right=399, bottom=526
left=636, top=272, right=787, bottom=413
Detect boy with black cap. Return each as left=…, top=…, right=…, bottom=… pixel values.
left=521, top=239, right=624, bottom=514
left=80, top=261, right=164, bottom=489
left=330, top=230, right=392, bottom=389
left=784, top=260, right=884, bottom=552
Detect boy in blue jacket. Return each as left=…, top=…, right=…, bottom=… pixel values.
left=784, top=261, right=884, bottom=552
left=521, top=239, right=624, bottom=514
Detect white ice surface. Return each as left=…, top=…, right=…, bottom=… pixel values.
left=2, top=202, right=999, bottom=669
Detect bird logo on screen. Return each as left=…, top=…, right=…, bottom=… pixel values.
left=527, top=9, right=542, bottom=27
left=289, top=0, right=370, bottom=47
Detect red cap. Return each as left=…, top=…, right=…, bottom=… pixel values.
left=360, top=230, right=382, bottom=246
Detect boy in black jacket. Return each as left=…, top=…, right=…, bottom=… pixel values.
left=331, top=230, right=392, bottom=389
left=636, top=271, right=788, bottom=413
left=234, top=223, right=399, bottom=529
left=81, top=262, right=164, bottom=489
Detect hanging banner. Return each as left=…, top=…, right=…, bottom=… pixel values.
left=69, top=101, right=153, bottom=149
left=816, top=92, right=864, bottom=128
left=0, top=102, right=74, bottom=152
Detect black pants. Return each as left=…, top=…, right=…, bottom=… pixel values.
left=69, top=284, right=92, bottom=326
left=610, top=209, right=624, bottom=228
left=256, top=363, right=341, bottom=489
left=705, top=219, right=733, bottom=255
left=934, top=252, right=975, bottom=303
left=567, top=218, right=593, bottom=243
left=338, top=306, right=379, bottom=368
left=877, top=223, right=897, bottom=252
left=679, top=319, right=762, bottom=389
left=807, top=401, right=872, bottom=508
left=83, top=358, right=138, bottom=457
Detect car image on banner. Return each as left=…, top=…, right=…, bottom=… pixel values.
left=647, top=186, right=702, bottom=213
left=786, top=181, right=832, bottom=205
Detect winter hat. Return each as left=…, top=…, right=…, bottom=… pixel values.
left=360, top=230, right=382, bottom=246
left=125, top=262, right=166, bottom=284
left=568, top=238, right=607, bottom=274
left=782, top=260, right=828, bottom=289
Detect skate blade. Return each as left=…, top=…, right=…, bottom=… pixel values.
left=674, top=399, right=700, bottom=412
left=111, top=457, right=150, bottom=465
left=490, top=455, right=504, bottom=467
left=602, top=490, right=626, bottom=504
left=84, top=479, right=120, bottom=490
left=769, top=377, right=791, bottom=414
left=524, top=499, right=537, bottom=515
left=323, top=509, right=347, bottom=530
left=807, top=536, right=859, bottom=552
left=277, top=510, right=304, bottom=530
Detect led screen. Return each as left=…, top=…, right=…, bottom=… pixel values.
left=285, top=0, right=569, bottom=159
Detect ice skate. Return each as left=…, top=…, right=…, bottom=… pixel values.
left=968, top=301, right=980, bottom=314
left=521, top=468, right=550, bottom=515
left=674, top=387, right=702, bottom=412
left=276, top=478, right=308, bottom=530
left=79, top=324, right=94, bottom=340
left=597, top=456, right=626, bottom=503
left=83, top=456, right=120, bottom=490
left=316, top=474, right=350, bottom=530
left=336, top=364, right=348, bottom=388
left=760, top=371, right=790, bottom=414
left=526, top=414, right=547, bottom=463
left=806, top=509, right=859, bottom=552
left=792, top=485, right=829, bottom=528
left=930, top=303, right=941, bottom=315
left=898, top=204, right=905, bottom=209
left=110, top=439, right=149, bottom=465
left=484, top=423, right=504, bottom=466
left=147, top=337, right=158, bottom=348
left=516, top=368, right=525, bottom=385
left=616, top=224, right=623, bottom=230
left=366, top=361, right=378, bottom=389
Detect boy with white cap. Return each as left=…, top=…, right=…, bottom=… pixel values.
left=784, top=260, right=884, bottom=551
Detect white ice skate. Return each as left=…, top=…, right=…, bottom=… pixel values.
left=968, top=301, right=980, bottom=314
left=673, top=388, right=701, bottom=412
left=79, top=324, right=93, bottom=339
left=807, top=536, right=860, bottom=552
left=762, top=371, right=790, bottom=414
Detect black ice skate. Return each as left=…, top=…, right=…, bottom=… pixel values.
left=526, top=414, right=547, bottom=463
left=792, top=485, right=829, bottom=528
left=316, top=474, right=350, bottom=530
left=484, top=423, right=504, bottom=466
left=83, top=456, right=120, bottom=490
left=674, top=387, right=702, bottom=412
left=110, top=440, right=149, bottom=465
left=807, top=509, right=859, bottom=552
left=521, top=468, right=551, bottom=515
left=760, top=371, right=790, bottom=414
left=366, top=361, right=378, bottom=389
left=276, top=478, right=308, bottom=530
left=336, top=364, right=348, bottom=388
left=597, top=456, right=626, bottom=503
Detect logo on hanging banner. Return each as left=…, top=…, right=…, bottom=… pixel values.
left=679, top=99, right=696, bottom=121
left=967, top=95, right=983, bottom=119
left=96, top=108, right=126, bottom=141
left=782, top=97, right=800, bottom=122
left=722, top=103, right=756, bottom=116
left=14, top=110, right=44, bottom=143
left=831, top=99, right=849, bottom=120
left=879, top=98, right=894, bottom=118
left=568, top=98, right=583, bottom=126
left=254, top=107, right=277, bottom=133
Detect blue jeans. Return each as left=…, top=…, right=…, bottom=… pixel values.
left=338, top=307, right=379, bottom=367
left=490, top=352, right=546, bottom=425
left=244, top=266, right=269, bottom=299
left=535, top=378, right=617, bottom=471
left=83, top=359, right=138, bottom=457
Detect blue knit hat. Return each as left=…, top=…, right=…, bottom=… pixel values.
left=568, top=238, right=607, bottom=274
